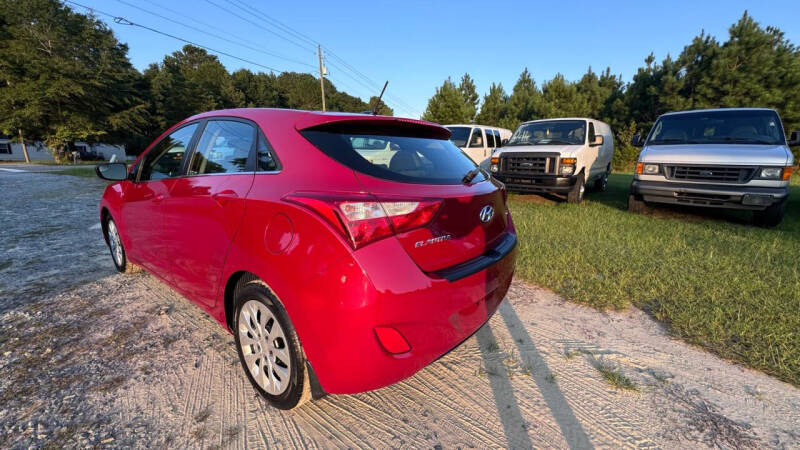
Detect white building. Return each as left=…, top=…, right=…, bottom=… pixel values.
left=0, top=135, right=126, bottom=162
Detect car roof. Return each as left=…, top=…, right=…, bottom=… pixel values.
left=182, top=108, right=451, bottom=139
left=444, top=124, right=511, bottom=132
left=659, top=107, right=778, bottom=117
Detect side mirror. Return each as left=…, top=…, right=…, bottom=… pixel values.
left=501, top=138, right=509, bottom=146
left=590, top=135, right=604, bottom=147
left=789, top=131, right=800, bottom=146
left=95, top=162, right=128, bottom=181
left=631, top=134, right=644, bottom=147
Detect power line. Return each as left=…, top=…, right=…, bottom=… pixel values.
left=63, top=0, right=285, bottom=74
left=202, top=0, right=316, bottom=55
left=218, top=0, right=421, bottom=116
left=113, top=0, right=316, bottom=70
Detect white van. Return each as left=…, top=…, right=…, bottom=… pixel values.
left=445, top=125, right=513, bottom=164
left=489, top=118, right=614, bottom=203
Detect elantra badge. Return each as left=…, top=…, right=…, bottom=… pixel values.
left=479, top=205, right=494, bottom=223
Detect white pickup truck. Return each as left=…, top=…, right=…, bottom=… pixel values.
left=628, top=108, right=796, bottom=226
left=487, top=118, right=614, bottom=203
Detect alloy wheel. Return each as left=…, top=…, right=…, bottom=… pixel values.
left=238, top=300, right=292, bottom=395
left=107, top=220, right=124, bottom=268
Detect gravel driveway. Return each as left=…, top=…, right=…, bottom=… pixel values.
left=1, top=170, right=798, bottom=449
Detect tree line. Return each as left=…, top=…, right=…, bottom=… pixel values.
left=422, top=12, right=800, bottom=169
left=0, top=0, right=391, bottom=159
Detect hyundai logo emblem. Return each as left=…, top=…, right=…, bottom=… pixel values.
left=479, top=205, right=495, bottom=223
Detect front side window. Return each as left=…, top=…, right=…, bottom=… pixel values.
left=647, top=110, right=786, bottom=146
left=468, top=128, right=484, bottom=148
left=140, top=123, right=199, bottom=181
left=494, top=130, right=502, bottom=147
left=447, top=126, right=470, bottom=147
left=507, top=120, right=586, bottom=146
left=301, top=130, right=486, bottom=185
left=189, top=120, right=254, bottom=175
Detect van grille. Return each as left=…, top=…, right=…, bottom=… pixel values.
left=665, top=165, right=755, bottom=184
left=501, top=153, right=556, bottom=175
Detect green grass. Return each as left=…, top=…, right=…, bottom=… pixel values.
left=508, top=173, right=800, bottom=385
left=595, top=360, right=638, bottom=391
left=49, top=166, right=97, bottom=177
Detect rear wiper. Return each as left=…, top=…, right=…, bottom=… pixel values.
left=462, top=167, right=483, bottom=184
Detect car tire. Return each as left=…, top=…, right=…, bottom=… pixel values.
left=105, top=218, right=140, bottom=274
left=594, top=172, right=609, bottom=192
left=627, top=194, right=648, bottom=214
left=752, top=199, right=787, bottom=227
left=234, top=281, right=311, bottom=410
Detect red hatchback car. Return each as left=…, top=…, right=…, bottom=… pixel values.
left=96, top=109, right=517, bottom=409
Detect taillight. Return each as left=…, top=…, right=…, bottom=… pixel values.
left=284, top=193, right=442, bottom=249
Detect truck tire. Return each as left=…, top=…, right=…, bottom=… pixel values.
left=594, top=172, right=609, bottom=192
left=752, top=199, right=787, bottom=227
left=627, top=194, right=648, bottom=214
left=567, top=175, right=585, bottom=203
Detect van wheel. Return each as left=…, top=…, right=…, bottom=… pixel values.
left=753, top=200, right=787, bottom=227
left=105, top=218, right=140, bottom=274
left=594, top=172, right=609, bottom=192
left=627, top=194, right=648, bottom=214
left=567, top=175, right=585, bottom=203
left=234, top=281, right=311, bottom=410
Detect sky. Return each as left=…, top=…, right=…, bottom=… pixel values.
left=69, top=0, right=800, bottom=119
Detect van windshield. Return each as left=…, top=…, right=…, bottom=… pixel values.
left=446, top=126, right=471, bottom=147
left=506, top=120, right=586, bottom=146
left=647, top=110, right=786, bottom=146
left=302, top=130, right=486, bottom=185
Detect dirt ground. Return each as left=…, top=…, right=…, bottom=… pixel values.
left=1, top=170, right=799, bottom=449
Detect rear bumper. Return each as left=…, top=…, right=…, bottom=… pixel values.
left=494, top=173, right=577, bottom=194
left=294, top=231, right=517, bottom=394
left=631, top=179, right=789, bottom=210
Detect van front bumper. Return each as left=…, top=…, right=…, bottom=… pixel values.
left=631, top=180, right=789, bottom=210
left=493, top=173, right=578, bottom=194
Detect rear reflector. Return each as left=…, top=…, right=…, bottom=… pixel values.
left=374, top=326, right=411, bottom=354
left=284, top=192, right=442, bottom=249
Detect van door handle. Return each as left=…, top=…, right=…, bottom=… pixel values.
left=212, top=190, right=238, bottom=206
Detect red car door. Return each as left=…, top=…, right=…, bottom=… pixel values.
left=120, top=123, right=199, bottom=279
left=163, top=119, right=257, bottom=307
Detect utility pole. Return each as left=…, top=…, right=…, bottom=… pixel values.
left=18, top=129, right=30, bottom=163
left=317, top=44, right=326, bottom=112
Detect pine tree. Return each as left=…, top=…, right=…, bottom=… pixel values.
left=476, top=83, right=508, bottom=126
left=421, top=78, right=470, bottom=124
left=503, top=68, right=542, bottom=129
left=458, top=73, right=479, bottom=122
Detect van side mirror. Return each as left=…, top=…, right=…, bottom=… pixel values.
left=95, top=162, right=128, bottom=181
left=590, top=135, right=604, bottom=147
left=631, top=134, right=644, bottom=147
left=789, top=131, right=800, bottom=146
left=501, top=138, right=509, bottom=146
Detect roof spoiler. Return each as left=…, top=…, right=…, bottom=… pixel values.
left=295, top=115, right=451, bottom=140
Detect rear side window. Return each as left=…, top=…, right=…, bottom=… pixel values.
left=256, top=132, right=280, bottom=171
left=140, top=123, right=198, bottom=181
left=301, top=130, right=485, bottom=185
left=189, top=120, right=254, bottom=175
left=494, top=130, right=502, bottom=146
left=485, top=129, right=495, bottom=148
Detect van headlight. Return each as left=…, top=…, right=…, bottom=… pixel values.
left=560, top=157, right=576, bottom=176
left=759, top=167, right=783, bottom=179
left=644, top=164, right=660, bottom=174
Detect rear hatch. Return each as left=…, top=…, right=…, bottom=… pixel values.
left=297, top=116, right=509, bottom=273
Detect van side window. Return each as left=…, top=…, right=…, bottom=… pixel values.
left=494, top=130, right=502, bottom=147
left=140, top=123, right=199, bottom=181
left=485, top=129, right=495, bottom=148
left=468, top=128, right=483, bottom=148
left=588, top=122, right=596, bottom=143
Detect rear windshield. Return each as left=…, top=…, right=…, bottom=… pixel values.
left=647, top=110, right=786, bottom=145
left=446, top=126, right=471, bottom=147
left=301, top=130, right=486, bottom=185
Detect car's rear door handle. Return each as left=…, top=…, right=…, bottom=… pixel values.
left=212, top=190, right=238, bottom=206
